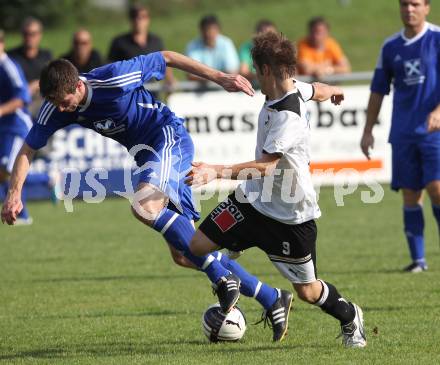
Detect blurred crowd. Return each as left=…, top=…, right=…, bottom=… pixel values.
left=1, top=3, right=351, bottom=119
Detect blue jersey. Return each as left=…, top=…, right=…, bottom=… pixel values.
left=25, top=52, right=181, bottom=166
left=370, top=22, right=440, bottom=143
left=0, top=53, right=32, bottom=137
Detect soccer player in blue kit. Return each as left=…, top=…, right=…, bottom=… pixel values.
left=361, top=0, right=440, bottom=273
left=0, top=30, right=53, bottom=225
left=1, top=50, right=293, bottom=341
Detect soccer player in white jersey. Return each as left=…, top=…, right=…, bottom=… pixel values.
left=187, top=31, right=366, bottom=348
left=1, top=48, right=296, bottom=340
left=361, top=0, right=440, bottom=273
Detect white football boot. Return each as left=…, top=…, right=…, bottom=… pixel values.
left=340, top=303, right=367, bottom=348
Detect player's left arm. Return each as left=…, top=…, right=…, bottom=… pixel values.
left=311, top=82, right=344, bottom=105
left=161, top=51, right=254, bottom=96
left=427, top=104, right=440, bottom=132
left=185, top=153, right=281, bottom=188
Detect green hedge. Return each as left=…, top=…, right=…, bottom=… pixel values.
left=0, top=0, right=89, bottom=30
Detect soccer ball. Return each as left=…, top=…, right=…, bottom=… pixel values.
left=202, top=303, right=246, bottom=342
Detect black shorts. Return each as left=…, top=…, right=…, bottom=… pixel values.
left=199, top=193, right=318, bottom=283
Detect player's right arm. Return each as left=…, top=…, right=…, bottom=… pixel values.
left=1, top=143, right=36, bottom=225
left=361, top=92, right=384, bottom=160
left=361, top=40, right=392, bottom=159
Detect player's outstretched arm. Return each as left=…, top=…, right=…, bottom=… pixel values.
left=311, top=82, right=344, bottom=105
left=1, top=143, right=36, bottom=225
left=161, top=51, right=255, bottom=96
left=185, top=153, right=280, bottom=188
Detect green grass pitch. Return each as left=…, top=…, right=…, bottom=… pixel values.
left=1, top=186, right=439, bottom=364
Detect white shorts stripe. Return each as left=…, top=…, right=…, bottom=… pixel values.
left=163, top=127, right=172, bottom=191
left=270, top=256, right=316, bottom=284
left=160, top=126, right=176, bottom=191
left=160, top=128, right=168, bottom=191
left=166, top=127, right=176, bottom=191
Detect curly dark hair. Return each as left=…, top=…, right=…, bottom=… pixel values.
left=251, top=31, right=296, bottom=80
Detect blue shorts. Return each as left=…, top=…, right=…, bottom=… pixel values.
left=134, top=124, right=200, bottom=221
left=391, top=139, right=440, bottom=191
left=0, top=133, right=25, bottom=174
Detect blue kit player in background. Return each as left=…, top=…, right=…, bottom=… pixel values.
left=0, top=29, right=53, bottom=225
left=361, top=0, right=440, bottom=272
left=1, top=49, right=293, bottom=341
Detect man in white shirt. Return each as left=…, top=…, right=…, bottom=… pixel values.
left=186, top=31, right=366, bottom=348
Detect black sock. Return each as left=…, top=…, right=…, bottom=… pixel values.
left=314, top=280, right=355, bottom=325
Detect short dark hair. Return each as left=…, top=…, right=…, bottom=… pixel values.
left=39, top=59, right=79, bottom=100
left=199, top=15, right=220, bottom=30
left=308, top=16, right=329, bottom=31
left=255, top=19, right=275, bottom=33
left=251, top=31, right=296, bottom=80
left=129, top=3, right=149, bottom=20
left=0, top=29, right=4, bottom=43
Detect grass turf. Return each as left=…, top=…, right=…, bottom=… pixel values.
left=1, top=186, right=439, bottom=364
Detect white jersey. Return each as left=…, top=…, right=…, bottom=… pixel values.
left=240, top=80, right=321, bottom=225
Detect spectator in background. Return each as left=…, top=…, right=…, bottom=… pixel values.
left=186, top=15, right=239, bottom=80
left=62, top=29, right=103, bottom=73
left=239, top=19, right=277, bottom=81
left=108, top=3, right=174, bottom=87
left=297, top=17, right=350, bottom=78
left=8, top=17, right=52, bottom=98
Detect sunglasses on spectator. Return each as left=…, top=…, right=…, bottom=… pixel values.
left=131, top=13, right=149, bottom=20
left=74, top=39, right=90, bottom=45
left=23, top=30, right=41, bottom=37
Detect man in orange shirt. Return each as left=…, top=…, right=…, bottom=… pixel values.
left=297, top=17, right=351, bottom=78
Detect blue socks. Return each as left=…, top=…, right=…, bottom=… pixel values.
left=153, top=207, right=278, bottom=310
left=212, top=252, right=278, bottom=310
left=153, top=208, right=230, bottom=283
left=403, top=205, right=425, bottom=264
